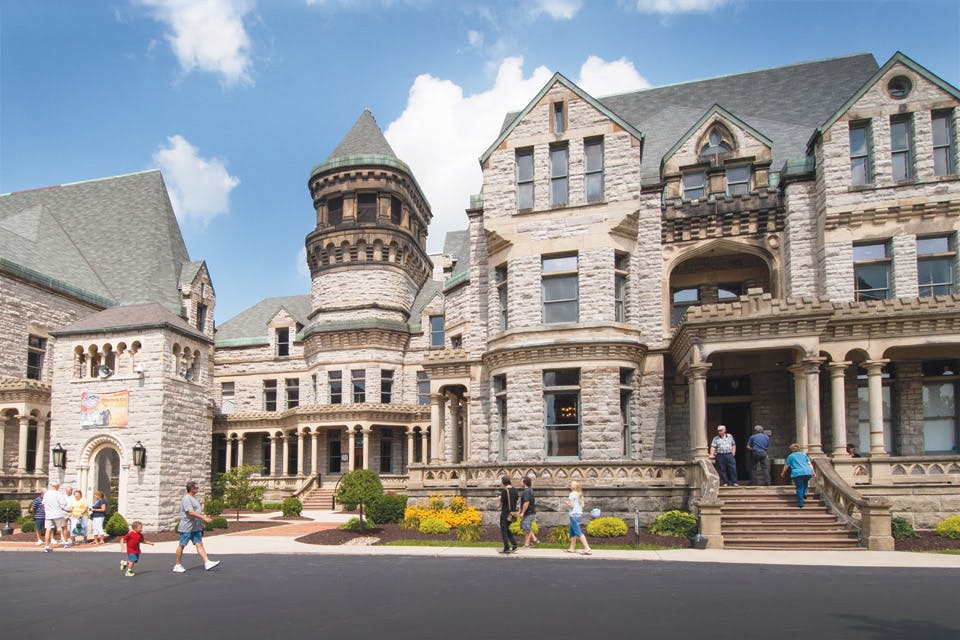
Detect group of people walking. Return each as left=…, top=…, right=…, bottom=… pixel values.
left=497, top=476, right=592, bottom=555
left=30, top=483, right=108, bottom=551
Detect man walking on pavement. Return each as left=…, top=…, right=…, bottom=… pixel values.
left=519, top=476, right=539, bottom=549
left=746, top=424, right=771, bottom=486
left=172, top=481, right=220, bottom=573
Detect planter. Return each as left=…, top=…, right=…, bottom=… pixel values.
left=690, top=534, right=708, bottom=550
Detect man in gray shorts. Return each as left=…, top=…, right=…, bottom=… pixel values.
left=172, top=481, right=220, bottom=573
left=519, top=476, right=539, bottom=549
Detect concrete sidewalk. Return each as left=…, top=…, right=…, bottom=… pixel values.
left=3, top=508, right=959, bottom=568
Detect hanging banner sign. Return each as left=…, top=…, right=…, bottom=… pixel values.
left=80, top=390, right=129, bottom=428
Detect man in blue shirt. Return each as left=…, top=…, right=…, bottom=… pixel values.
left=746, top=425, right=771, bottom=486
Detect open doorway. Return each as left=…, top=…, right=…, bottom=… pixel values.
left=707, top=403, right=751, bottom=482
left=93, top=447, right=120, bottom=510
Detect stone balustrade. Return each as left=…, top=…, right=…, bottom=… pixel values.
left=813, top=456, right=893, bottom=550
left=833, top=455, right=960, bottom=485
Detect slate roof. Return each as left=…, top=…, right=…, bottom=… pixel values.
left=52, top=302, right=209, bottom=343
left=326, top=109, right=398, bottom=161
left=500, top=53, right=878, bottom=180
left=215, top=295, right=312, bottom=346
left=442, top=230, right=471, bottom=288
left=0, top=170, right=191, bottom=313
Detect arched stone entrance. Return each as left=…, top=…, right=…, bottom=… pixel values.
left=78, top=435, right=129, bottom=517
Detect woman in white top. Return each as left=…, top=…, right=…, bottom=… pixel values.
left=565, top=481, right=592, bottom=555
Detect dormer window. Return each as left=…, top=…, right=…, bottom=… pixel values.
left=276, top=327, right=290, bottom=357
left=700, top=128, right=733, bottom=161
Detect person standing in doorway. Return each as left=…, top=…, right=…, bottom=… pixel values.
left=746, top=425, right=771, bottom=486
left=172, top=481, right=220, bottom=573
left=781, top=443, right=817, bottom=508
left=710, top=425, right=738, bottom=487
left=518, top=476, right=539, bottom=549
left=497, top=475, right=519, bottom=554
left=89, top=490, right=108, bottom=545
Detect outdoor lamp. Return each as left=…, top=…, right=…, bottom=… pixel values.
left=52, top=443, right=66, bottom=469
left=132, top=441, right=146, bottom=468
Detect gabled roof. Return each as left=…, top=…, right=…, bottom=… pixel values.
left=215, top=295, right=311, bottom=346
left=52, top=302, right=210, bottom=343
left=0, top=170, right=191, bottom=313
left=480, top=72, right=645, bottom=165
left=809, top=51, right=960, bottom=150
left=661, top=104, right=773, bottom=167
left=178, top=261, right=206, bottom=288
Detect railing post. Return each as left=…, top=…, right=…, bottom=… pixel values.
left=860, top=498, right=894, bottom=551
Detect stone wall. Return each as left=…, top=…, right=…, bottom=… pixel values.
left=781, top=181, right=818, bottom=298
left=311, top=268, right=417, bottom=323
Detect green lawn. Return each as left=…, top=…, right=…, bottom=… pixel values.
left=382, top=540, right=680, bottom=550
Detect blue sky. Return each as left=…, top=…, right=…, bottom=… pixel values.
left=2, top=0, right=959, bottom=323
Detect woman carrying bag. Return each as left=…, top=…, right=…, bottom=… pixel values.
left=565, top=481, right=592, bottom=555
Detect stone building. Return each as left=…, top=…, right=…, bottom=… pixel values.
left=3, top=51, right=960, bottom=544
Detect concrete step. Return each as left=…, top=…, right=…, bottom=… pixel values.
left=301, top=489, right=336, bottom=509
left=725, top=540, right=863, bottom=550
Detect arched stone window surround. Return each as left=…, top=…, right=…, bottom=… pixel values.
left=697, top=122, right=737, bottom=161
left=77, top=434, right=130, bottom=518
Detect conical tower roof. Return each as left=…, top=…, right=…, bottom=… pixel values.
left=326, top=109, right=398, bottom=161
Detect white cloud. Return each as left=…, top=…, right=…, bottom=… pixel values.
left=153, top=135, right=240, bottom=224
left=633, top=0, right=729, bottom=14
left=385, top=55, right=649, bottom=252
left=527, top=0, right=583, bottom=20
left=136, top=0, right=254, bottom=87
left=467, top=30, right=484, bottom=48
left=296, top=246, right=311, bottom=279
left=577, top=56, right=650, bottom=96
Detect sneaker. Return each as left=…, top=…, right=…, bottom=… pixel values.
left=63, top=542, right=73, bottom=548
left=35, top=540, right=44, bottom=546
left=121, top=560, right=126, bottom=572
left=125, top=571, right=135, bottom=577
left=43, top=546, right=51, bottom=553
left=203, top=560, right=221, bottom=571
left=172, top=564, right=186, bottom=573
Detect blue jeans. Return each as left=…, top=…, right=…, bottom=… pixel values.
left=569, top=514, right=583, bottom=538
left=793, top=475, right=812, bottom=507
left=715, top=452, right=737, bottom=485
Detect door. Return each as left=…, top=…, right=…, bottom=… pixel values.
left=354, top=436, right=363, bottom=470
left=328, top=431, right=341, bottom=473
left=707, top=403, right=751, bottom=482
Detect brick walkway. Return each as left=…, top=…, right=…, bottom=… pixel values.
left=228, top=521, right=337, bottom=537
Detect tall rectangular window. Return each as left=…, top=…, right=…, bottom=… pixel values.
left=614, top=252, right=628, bottom=323
left=221, top=382, right=235, bottom=414
left=516, top=148, right=534, bottom=210
left=917, top=235, right=956, bottom=297
left=329, top=371, right=342, bottom=404
left=726, top=165, right=750, bottom=195
left=285, top=378, right=300, bottom=409
left=890, top=115, right=914, bottom=181
left=263, top=379, right=277, bottom=412
left=853, top=241, right=891, bottom=301
left=849, top=120, right=872, bottom=185
left=352, top=369, right=366, bottom=403
left=553, top=102, right=565, bottom=134
left=379, top=429, right=394, bottom=473
left=381, top=369, right=394, bottom=404
left=495, top=264, right=508, bottom=330
left=682, top=171, right=706, bottom=200
left=417, top=370, right=430, bottom=405
left=584, top=137, right=604, bottom=203
left=494, top=374, right=507, bottom=461
left=922, top=361, right=958, bottom=453
left=932, top=110, right=956, bottom=176
left=542, top=254, right=578, bottom=324
left=312, top=374, right=318, bottom=403
left=327, top=197, right=343, bottom=226
left=620, top=368, right=634, bottom=457
left=357, top=193, right=378, bottom=223
left=544, top=368, right=580, bottom=458
left=550, top=145, right=568, bottom=206
left=429, top=315, right=445, bottom=347
left=276, top=327, right=290, bottom=357
left=196, top=304, right=208, bottom=331
left=26, top=335, right=46, bottom=380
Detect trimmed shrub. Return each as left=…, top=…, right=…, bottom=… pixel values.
left=509, top=519, right=539, bottom=536
left=935, top=515, right=960, bottom=539
left=0, top=500, right=21, bottom=525
left=368, top=494, right=408, bottom=525
left=338, top=517, right=374, bottom=532
left=456, top=524, right=482, bottom=542
left=649, top=510, right=698, bottom=538
left=586, top=516, right=628, bottom=538
left=210, top=516, right=229, bottom=530
left=203, top=498, right=224, bottom=517
left=892, top=516, right=919, bottom=540
left=418, top=516, right=451, bottom=534
left=250, top=501, right=264, bottom=512
left=549, top=525, right=570, bottom=544
left=281, top=497, right=303, bottom=518
left=20, top=520, right=36, bottom=533
left=263, top=502, right=283, bottom=511
left=104, top=512, right=130, bottom=537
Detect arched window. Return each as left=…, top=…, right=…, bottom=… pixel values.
left=699, top=127, right=733, bottom=161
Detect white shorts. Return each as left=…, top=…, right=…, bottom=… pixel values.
left=90, top=517, right=105, bottom=536
left=45, top=517, right=66, bottom=530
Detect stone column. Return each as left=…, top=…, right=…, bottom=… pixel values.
left=282, top=433, right=290, bottom=476
left=225, top=434, right=233, bottom=470
left=462, top=394, right=470, bottom=462
left=236, top=434, right=245, bottom=467
left=361, top=427, right=371, bottom=470
left=311, top=431, right=319, bottom=477
left=430, top=393, right=444, bottom=464
left=17, top=415, right=30, bottom=472
left=347, top=429, right=356, bottom=471
left=421, top=428, right=429, bottom=464
left=447, top=393, right=460, bottom=463
left=828, top=362, right=851, bottom=456
left=0, top=414, right=6, bottom=472
left=803, top=357, right=825, bottom=454
left=787, top=364, right=808, bottom=450
left=686, top=363, right=712, bottom=459
left=270, top=436, right=278, bottom=477
left=35, top=419, right=47, bottom=473
left=406, top=427, right=415, bottom=470
left=863, top=360, right=890, bottom=456
left=296, top=430, right=305, bottom=476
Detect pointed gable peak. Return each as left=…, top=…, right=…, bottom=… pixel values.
left=327, top=109, right=398, bottom=161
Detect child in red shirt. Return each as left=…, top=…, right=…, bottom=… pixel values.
left=120, top=521, right=154, bottom=576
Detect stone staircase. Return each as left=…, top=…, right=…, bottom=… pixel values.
left=720, top=485, right=861, bottom=550
left=299, top=488, right=336, bottom=510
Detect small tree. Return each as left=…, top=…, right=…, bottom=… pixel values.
left=217, top=464, right=262, bottom=521
left=336, top=469, right=383, bottom=524
left=0, top=500, right=21, bottom=536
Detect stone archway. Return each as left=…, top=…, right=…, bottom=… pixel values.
left=78, top=435, right=129, bottom=517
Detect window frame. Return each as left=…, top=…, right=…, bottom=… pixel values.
left=357, top=192, right=378, bottom=223
left=417, top=370, right=430, bottom=406
left=494, top=374, right=507, bottom=461
left=328, top=371, right=343, bottom=405
left=541, top=253, right=579, bottom=325
left=614, top=252, right=628, bottom=323
left=495, top=264, right=508, bottom=330
left=671, top=287, right=700, bottom=327
left=516, top=148, right=534, bottom=210
left=584, top=137, right=604, bottom=203
left=682, top=170, right=706, bottom=200
left=381, top=369, right=394, bottom=404
left=26, top=334, right=46, bottom=381
left=849, top=120, right=873, bottom=186
left=550, top=144, right=569, bottom=207
left=285, top=378, right=300, bottom=409
left=263, top=379, right=278, bottom=412
left=379, top=429, right=394, bottom=473
left=932, top=109, right=956, bottom=177
left=220, top=382, right=235, bottom=414
left=620, top=368, right=634, bottom=458
left=351, top=369, right=366, bottom=403
left=890, top=114, right=914, bottom=182
left=853, top=241, right=892, bottom=301
left=543, top=368, right=581, bottom=459
left=196, top=303, right=208, bottom=331
left=725, top=164, right=751, bottom=196
left=553, top=102, right=565, bottom=134
left=327, top=196, right=344, bottom=226
left=429, top=315, right=445, bottom=348
left=276, top=327, right=290, bottom=357
left=917, top=234, right=957, bottom=297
